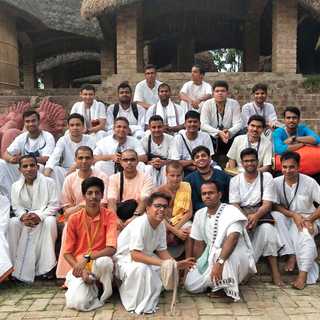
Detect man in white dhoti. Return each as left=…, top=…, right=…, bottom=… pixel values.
left=0, top=110, right=55, bottom=199
left=241, top=83, right=278, bottom=134
left=184, top=181, right=256, bottom=300
left=145, top=83, right=185, bottom=135
left=70, top=84, right=107, bottom=141
left=106, top=82, right=145, bottom=139
left=201, top=80, right=242, bottom=158
left=272, top=151, right=320, bottom=289
left=179, top=65, right=212, bottom=113
left=133, top=64, right=162, bottom=109
left=114, top=192, right=195, bottom=314
left=227, top=115, right=273, bottom=173
left=0, top=190, right=13, bottom=282
left=94, top=117, right=147, bottom=176
left=8, top=155, right=59, bottom=283
left=142, top=115, right=173, bottom=186
left=64, top=177, right=118, bottom=311
left=229, top=148, right=283, bottom=286
left=43, top=113, right=95, bottom=189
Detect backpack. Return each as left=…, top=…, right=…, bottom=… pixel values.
left=113, top=103, right=139, bottom=121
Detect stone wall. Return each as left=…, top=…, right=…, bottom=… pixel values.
left=1, top=73, right=320, bottom=132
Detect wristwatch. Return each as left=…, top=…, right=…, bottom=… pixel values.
left=84, top=254, right=91, bottom=262
left=217, top=258, right=225, bottom=265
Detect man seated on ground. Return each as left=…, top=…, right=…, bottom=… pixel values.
left=56, top=146, right=109, bottom=279
left=272, top=151, right=320, bottom=289
left=108, top=149, right=154, bottom=230
left=70, top=84, right=107, bottom=141
left=64, top=177, right=117, bottom=311
left=184, top=181, right=256, bottom=300
left=0, top=190, right=13, bottom=283
left=106, top=81, right=145, bottom=139
left=229, top=148, right=283, bottom=286
left=273, top=106, right=320, bottom=155
left=142, top=115, right=173, bottom=186
left=179, top=64, right=212, bottom=113
left=185, top=146, right=230, bottom=213
left=44, top=113, right=96, bottom=189
left=94, top=117, right=147, bottom=176
left=114, top=192, right=195, bottom=314
left=133, top=64, right=162, bottom=109
left=157, top=161, right=193, bottom=258
left=0, top=110, right=55, bottom=199
left=8, top=155, right=59, bottom=283
left=241, top=83, right=278, bottom=136
left=201, top=80, right=242, bottom=159
left=145, top=83, right=184, bottom=135
left=170, top=110, right=214, bottom=176
left=227, top=115, right=272, bottom=173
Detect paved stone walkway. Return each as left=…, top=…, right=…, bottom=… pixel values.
left=0, top=275, right=319, bottom=320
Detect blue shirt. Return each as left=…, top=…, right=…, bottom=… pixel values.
left=184, top=169, right=230, bottom=215
left=273, top=124, right=320, bottom=155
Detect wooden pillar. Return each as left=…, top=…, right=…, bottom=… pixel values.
left=272, top=0, right=298, bottom=73
left=0, top=10, right=19, bottom=88
left=177, top=33, right=195, bottom=72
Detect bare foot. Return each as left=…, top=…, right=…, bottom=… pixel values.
left=272, top=271, right=285, bottom=287
left=292, top=272, right=307, bottom=290
left=285, top=255, right=296, bottom=272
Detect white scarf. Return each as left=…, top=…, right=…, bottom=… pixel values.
left=155, top=99, right=177, bottom=126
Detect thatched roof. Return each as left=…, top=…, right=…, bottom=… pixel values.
left=36, top=51, right=100, bottom=73
left=81, top=0, right=320, bottom=20
left=1, top=0, right=102, bottom=39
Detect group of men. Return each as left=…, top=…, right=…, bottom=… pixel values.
left=1, top=64, right=320, bottom=315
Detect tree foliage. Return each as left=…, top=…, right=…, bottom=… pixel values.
left=210, top=49, right=242, bottom=72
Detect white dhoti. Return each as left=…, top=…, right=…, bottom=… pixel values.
left=144, top=165, right=166, bottom=187
left=92, top=130, right=108, bottom=142
left=271, top=211, right=319, bottom=284
left=250, top=223, right=282, bottom=262
left=0, top=195, right=13, bottom=282
left=185, top=241, right=255, bottom=300
left=49, top=166, right=67, bottom=191
left=8, top=216, right=57, bottom=283
left=65, top=256, right=113, bottom=311
left=116, top=260, right=162, bottom=314
left=0, top=160, right=20, bottom=199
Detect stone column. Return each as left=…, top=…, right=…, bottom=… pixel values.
left=177, top=34, right=195, bottom=72
left=101, top=42, right=115, bottom=81
left=243, top=19, right=260, bottom=72
left=116, top=4, right=143, bottom=74
left=272, top=0, right=297, bottom=73
left=0, top=10, right=19, bottom=88
left=22, top=44, right=36, bottom=89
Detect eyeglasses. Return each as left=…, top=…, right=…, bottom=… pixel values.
left=152, top=203, right=169, bottom=209
left=121, top=157, right=137, bottom=162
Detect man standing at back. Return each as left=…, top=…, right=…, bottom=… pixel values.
left=133, top=65, right=162, bottom=109
left=179, top=65, right=212, bottom=113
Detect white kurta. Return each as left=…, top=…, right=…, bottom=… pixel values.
left=184, top=204, right=256, bottom=299
left=114, top=214, right=167, bottom=314
left=142, top=133, right=173, bottom=186
left=8, top=173, right=59, bottom=283
left=229, top=172, right=282, bottom=261
left=45, top=133, right=96, bottom=190
left=94, top=135, right=146, bottom=175
left=70, top=100, right=107, bottom=141
left=200, top=98, right=242, bottom=138
left=106, top=103, right=146, bottom=139
left=133, top=79, right=162, bottom=106
left=180, top=80, right=212, bottom=113
left=145, top=100, right=185, bottom=128
left=272, top=174, right=320, bottom=284
left=0, top=130, right=56, bottom=199
left=0, top=194, right=13, bottom=282
left=169, top=130, right=214, bottom=161
left=241, top=102, right=277, bottom=127
left=227, top=134, right=272, bottom=171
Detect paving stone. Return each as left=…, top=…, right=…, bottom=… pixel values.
left=94, top=309, right=114, bottom=320
left=199, top=308, right=233, bottom=315
left=0, top=313, right=8, bottom=319
left=28, top=299, right=50, bottom=311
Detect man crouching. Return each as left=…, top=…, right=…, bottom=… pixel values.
left=184, top=181, right=256, bottom=300
left=64, top=177, right=117, bottom=311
